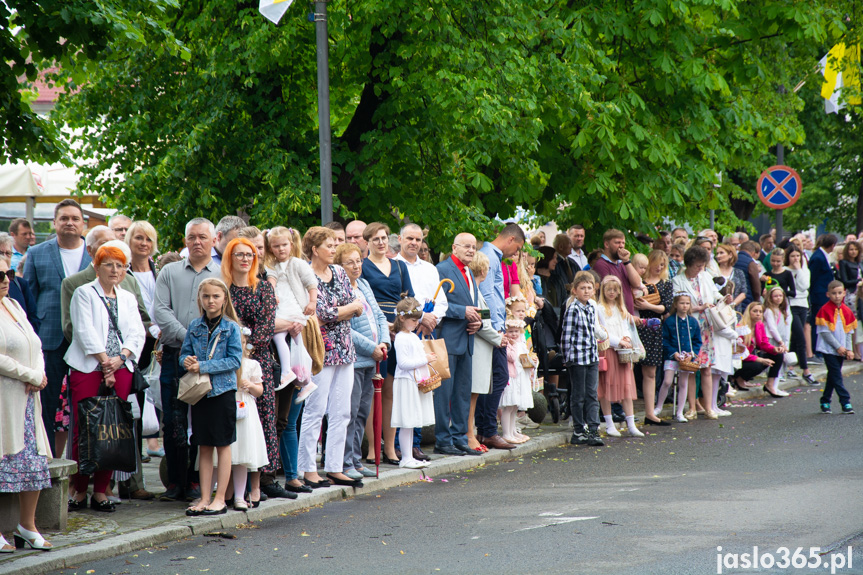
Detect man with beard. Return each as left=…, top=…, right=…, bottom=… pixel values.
left=567, top=225, right=589, bottom=270
left=591, top=229, right=644, bottom=315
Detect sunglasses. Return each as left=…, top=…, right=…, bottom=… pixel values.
left=0, top=270, right=14, bottom=283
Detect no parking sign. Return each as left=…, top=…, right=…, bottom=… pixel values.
left=756, top=165, right=802, bottom=209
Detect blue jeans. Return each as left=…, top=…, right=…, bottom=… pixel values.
left=476, top=347, right=508, bottom=438
left=278, top=386, right=304, bottom=481
left=822, top=354, right=851, bottom=405
left=567, top=362, right=600, bottom=432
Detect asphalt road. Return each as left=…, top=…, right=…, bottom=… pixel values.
left=54, top=374, right=863, bottom=575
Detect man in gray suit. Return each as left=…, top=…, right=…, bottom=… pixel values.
left=434, top=233, right=483, bottom=455
left=24, top=199, right=91, bottom=453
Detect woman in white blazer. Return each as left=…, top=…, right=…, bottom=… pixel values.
left=64, top=245, right=145, bottom=513
left=672, top=245, right=735, bottom=420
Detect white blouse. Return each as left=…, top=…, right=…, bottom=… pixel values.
left=393, top=331, right=430, bottom=381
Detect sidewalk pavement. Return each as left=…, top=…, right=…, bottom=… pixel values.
left=2, top=360, right=859, bottom=575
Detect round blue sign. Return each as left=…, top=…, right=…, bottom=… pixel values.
left=757, top=165, right=802, bottom=209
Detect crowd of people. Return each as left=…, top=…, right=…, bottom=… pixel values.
left=0, top=203, right=859, bottom=551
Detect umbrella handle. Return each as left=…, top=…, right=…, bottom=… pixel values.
left=432, top=278, right=455, bottom=301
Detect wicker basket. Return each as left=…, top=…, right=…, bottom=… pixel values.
left=641, top=284, right=661, bottom=306
left=678, top=358, right=701, bottom=372
left=417, top=366, right=442, bottom=394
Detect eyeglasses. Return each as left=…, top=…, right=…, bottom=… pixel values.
left=233, top=252, right=255, bottom=260
left=454, top=244, right=476, bottom=251
left=100, top=262, right=126, bottom=271
left=0, top=250, right=12, bottom=258
left=370, top=237, right=388, bottom=244
left=0, top=270, right=14, bottom=283
left=418, top=248, right=430, bottom=254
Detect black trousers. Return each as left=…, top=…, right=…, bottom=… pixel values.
left=789, top=306, right=809, bottom=370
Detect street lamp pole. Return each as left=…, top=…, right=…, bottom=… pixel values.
left=313, top=1, right=333, bottom=224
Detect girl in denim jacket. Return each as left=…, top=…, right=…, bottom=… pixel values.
left=180, top=278, right=243, bottom=516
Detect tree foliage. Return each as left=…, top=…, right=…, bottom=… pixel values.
left=56, top=0, right=850, bottom=250
left=1, top=1, right=187, bottom=164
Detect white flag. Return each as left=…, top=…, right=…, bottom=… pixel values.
left=259, top=0, right=294, bottom=24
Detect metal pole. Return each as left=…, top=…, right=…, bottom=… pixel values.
left=776, top=142, right=784, bottom=242
left=314, top=1, right=333, bottom=224
left=709, top=209, right=715, bottom=229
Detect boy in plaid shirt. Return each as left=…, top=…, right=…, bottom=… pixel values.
left=561, top=271, right=608, bottom=446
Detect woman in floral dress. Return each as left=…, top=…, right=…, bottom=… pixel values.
left=223, top=238, right=280, bottom=476
left=297, top=227, right=363, bottom=488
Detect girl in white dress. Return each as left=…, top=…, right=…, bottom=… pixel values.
left=229, top=333, right=269, bottom=510
left=500, top=318, right=534, bottom=444
left=265, top=226, right=319, bottom=399
left=390, top=297, right=436, bottom=469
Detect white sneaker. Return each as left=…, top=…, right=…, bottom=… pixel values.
left=605, top=423, right=621, bottom=437
left=626, top=427, right=645, bottom=438
left=716, top=408, right=732, bottom=417
left=653, top=408, right=663, bottom=417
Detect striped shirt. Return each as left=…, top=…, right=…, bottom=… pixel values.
left=561, top=299, right=598, bottom=366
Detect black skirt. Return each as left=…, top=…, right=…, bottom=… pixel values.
left=191, top=390, right=237, bottom=447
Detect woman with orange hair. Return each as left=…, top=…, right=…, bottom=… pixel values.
left=65, top=245, right=146, bottom=513
left=221, top=238, right=288, bottom=501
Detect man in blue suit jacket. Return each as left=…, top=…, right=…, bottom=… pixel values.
left=434, top=233, right=483, bottom=455
left=23, top=199, right=91, bottom=452
left=808, top=234, right=838, bottom=360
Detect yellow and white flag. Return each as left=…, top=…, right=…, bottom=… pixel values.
left=820, top=43, right=861, bottom=114
left=259, top=0, right=294, bottom=24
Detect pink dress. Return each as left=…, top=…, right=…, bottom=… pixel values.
left=503, top=260, right=520, bottom=299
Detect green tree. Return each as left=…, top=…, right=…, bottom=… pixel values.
left=1, top=1, right=187, bottom=164
left=56, top=0, right=848, bottom=250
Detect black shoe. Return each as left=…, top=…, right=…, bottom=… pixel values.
left=303, top=477, right=331, bottom=489
left=382, top=455, right=401, bottom=466
left=185, top=483, right=201, bottom=502
left=90, top=497, right=116, bottom=513
left=261, top=482, right=298, bottom=500
left=611, top=412, right=626, bottom=423
left=412, top=447, right=431, bottom=462
left=454, top=444, right=482, bottom=456
left=285, top=482, right=313, bottom=494
left=570, top=433, right=588, bottom=445
left=68, top=497, right=88, bottom=512
left=433, top=445, right=465, bottom=456
left=326, top=473, right=363, bottom=488
left=643, top=418, right=671, bottom=426
left=159, top=485, right=184, bottom=502
left=199, top=506, right=228, bottom=516
left=586, top=430, right=604, bottom=447
left=549, top=396, right=561, bottom=424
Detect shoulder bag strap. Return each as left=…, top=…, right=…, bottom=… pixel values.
left=92, top=286, right=138, bottom=369
left=207, top=331, right=222, bottom=359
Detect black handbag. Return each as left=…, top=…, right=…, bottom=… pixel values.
left=77, top=383, right=137, bottom=475
left=93, top=287, right=149, bottom=393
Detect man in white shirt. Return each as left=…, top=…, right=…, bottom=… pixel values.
left=395, top=224, right=448, bottom=335
left=567, top=225, right=589, bottom=270
left=23, top=199, right=91, bottom=452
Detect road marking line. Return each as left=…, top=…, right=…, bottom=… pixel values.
left=514, top=516, right=599, bottom=532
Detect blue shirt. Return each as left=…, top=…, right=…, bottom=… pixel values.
left=478, top=242, right=505, bottom=331
left=10, top=248, right=26, bottom=272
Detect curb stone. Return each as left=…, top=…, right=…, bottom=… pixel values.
left=1, top=362, right=859, bottom=574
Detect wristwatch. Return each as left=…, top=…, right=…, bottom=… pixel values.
left=119, top=353, right=128, bottom=363
left=621, top=260, right=631, bottom=266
